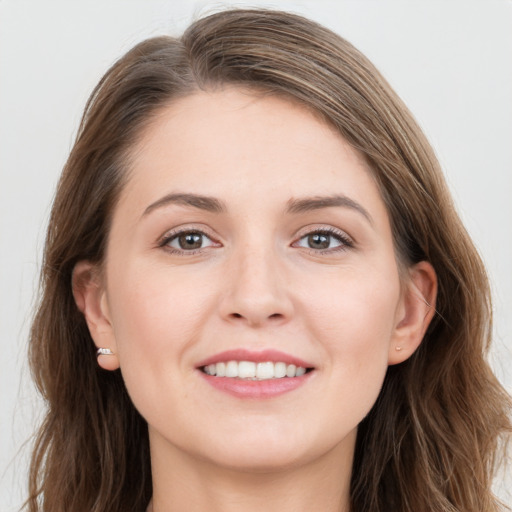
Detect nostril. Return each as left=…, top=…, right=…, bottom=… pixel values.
left=229, top=312, right=283, bottom=321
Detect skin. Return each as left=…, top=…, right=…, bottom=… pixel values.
left=74, top=88, right=436, bottom=512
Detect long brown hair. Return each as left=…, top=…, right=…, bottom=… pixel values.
left=26, top=9, right=511, bottom=512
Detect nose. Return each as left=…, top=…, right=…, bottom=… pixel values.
left=218, top=244, right=294, bottom=328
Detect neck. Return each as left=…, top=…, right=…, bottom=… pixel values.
left=148, top=429, right=355, bottom=512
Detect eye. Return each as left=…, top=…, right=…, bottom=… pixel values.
left=163, top=230, right=216, bottom=252
left=294, top=229, right=353, bottom=252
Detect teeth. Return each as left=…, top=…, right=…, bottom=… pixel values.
left=295, top=366, right=306, bottom=377
left=274, top=362, right=287, bottom=378
left=202, top=360, right=309, bottom=380
left=226, top=361, right=238, bottom=377
left=256, top=362, right=274, bottom=379
left=286, top=364, right=296, bottom=377
left=216, top=362, right=226, bottom=377
left=238, top=361, right=256, bottom=379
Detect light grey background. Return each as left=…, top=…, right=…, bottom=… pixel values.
left=1, top=1, right=511, bottom=509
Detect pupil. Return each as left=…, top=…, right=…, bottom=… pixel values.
left=308, top=233, right=329, bottom=249
left=179, top=233, right=202, bottom=249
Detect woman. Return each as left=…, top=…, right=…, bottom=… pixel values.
left=26, top=8, right=511, bottom=512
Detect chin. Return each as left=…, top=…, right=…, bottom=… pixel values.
left=204, top=444, right=311, bottom=474
left=193, top=424, right=353, bottom=474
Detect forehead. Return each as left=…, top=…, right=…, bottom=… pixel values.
left=120, top=87, right=385, bottom=217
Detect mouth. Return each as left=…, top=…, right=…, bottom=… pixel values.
left=200, top=360, right=313, bottom=380
left=196, top=349, right=315, bottom=398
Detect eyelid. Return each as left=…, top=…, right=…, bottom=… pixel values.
left=157, top=224, right=222, bottom=251
left=293, top=224, right=354, bottom=242
left=156, top=223, right=354, bottom=255
left=291, top=225, right=355, bottom=252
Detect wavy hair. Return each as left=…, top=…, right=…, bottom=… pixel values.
left=26, top=9, right=511, bottom=512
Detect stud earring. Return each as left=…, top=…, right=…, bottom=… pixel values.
left=96, top=347, right=115, bottom=356
left=395, top=346, right=403, bottom=352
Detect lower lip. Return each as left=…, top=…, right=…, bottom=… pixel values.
left=198, top=371, right=313, bottom=399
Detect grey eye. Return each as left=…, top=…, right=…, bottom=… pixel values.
left=297, top=232, right=344, bottom=250
left=167, top=231, right=214, bottom=250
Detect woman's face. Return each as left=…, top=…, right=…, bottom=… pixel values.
left=83, top=88, right=431, bottom=472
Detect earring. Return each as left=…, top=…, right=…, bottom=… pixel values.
left=395, top=346, right=403, bottom=352
left=96, top=347, right=115, bottom=356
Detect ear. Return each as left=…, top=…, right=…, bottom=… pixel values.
left=388, top=261, right=437, bottom=365
left=72, top=261, right=120, bottom=371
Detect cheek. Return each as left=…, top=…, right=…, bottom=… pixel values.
left=106, top=262, right=214, bottom=365
left=305, top=265, right=400, bottom=344
left=303, top=268, right=400, bottom=399
left=104, top=264, right=213, bottom=420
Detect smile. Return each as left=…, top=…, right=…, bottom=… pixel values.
left=197, top=349, right=315, bottom=398
left=201, top=360, right=309, bottom=380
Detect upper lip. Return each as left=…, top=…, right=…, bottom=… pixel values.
left=196, top=349, right=314, bottom=369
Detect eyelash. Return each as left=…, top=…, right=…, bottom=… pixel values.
left=158, top=227, right=220, bottom=255
left=293, top=227, right=354, bottom=255
left=158, top=226, right=354, bottom=255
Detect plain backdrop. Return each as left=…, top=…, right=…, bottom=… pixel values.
left=1, top=1, right=511, bottom=509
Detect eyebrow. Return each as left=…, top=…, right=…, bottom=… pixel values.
left=286, top=195, right=373, bottom=225
left=143, top=193, right=225, bottom=216
left=142, top=192, right=372, bottom=225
